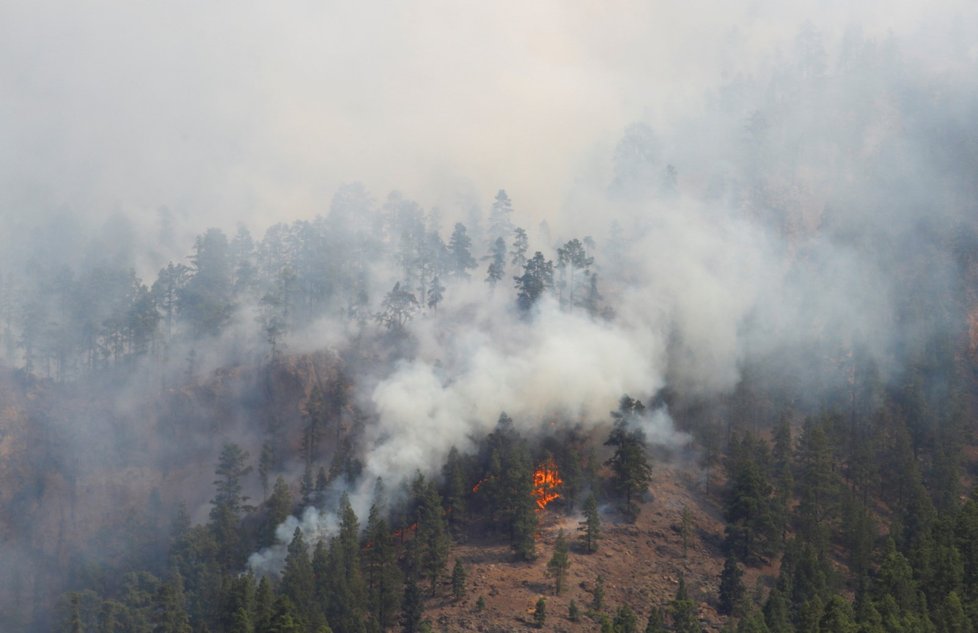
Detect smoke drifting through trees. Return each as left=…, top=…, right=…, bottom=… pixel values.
left=2, top=4, right=978, bottom=629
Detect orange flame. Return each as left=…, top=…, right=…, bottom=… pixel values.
left=532, top=457, right=563, bottom=510
left=472, top=476, right=491, bottom=493
left=392, top=522, right=418, bottom=542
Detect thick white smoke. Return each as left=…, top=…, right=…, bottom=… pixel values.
left=251, top=280, right=686, bottom=572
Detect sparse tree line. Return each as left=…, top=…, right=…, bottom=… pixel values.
left=0, top=187, right=606, bottom=383
left=52, top=395, right=655, bottom=632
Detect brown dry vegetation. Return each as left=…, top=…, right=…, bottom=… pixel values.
left=425, top=465, right=767, bottom=633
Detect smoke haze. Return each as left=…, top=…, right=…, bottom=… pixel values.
left=3, top=1, right=978, bottom=625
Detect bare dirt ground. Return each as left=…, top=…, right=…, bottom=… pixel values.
left=424, top=462, right=773, bottom=632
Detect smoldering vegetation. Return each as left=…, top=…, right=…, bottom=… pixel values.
left=1, top=15, right=978, bottom=633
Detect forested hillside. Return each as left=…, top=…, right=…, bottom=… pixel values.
left=3, top=10, right=978, bottom=633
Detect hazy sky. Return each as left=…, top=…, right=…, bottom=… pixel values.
left=2, top=1, right=975, bottom=230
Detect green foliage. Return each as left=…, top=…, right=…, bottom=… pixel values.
left=514, top=251, right=555, bottom=312
left=364, top=503, right=403, bottom=630
left=579, top=493, right=601, bottom=553
left=485, top=237, right=507, bottom=286
left=534, top=598, right=547, bottom=628
left=442, top=446, right=469, bottom=539
left=264, top=476, right=293, bottom=546
left=605, top=395, right=653, bottom=520
left=723, top=432, right=780, bottom=564
left=451, top=560, right=466, bottom=602
left=736, top=609, right=770, bottom=633
left=644, top=607, right=666, bottom=633
left=795, top=419, right=841, bottom=549
left=670, top=577, right=702, bottom=633
left=154, top=571, right=192, bottom=633
left=593, top=574, right=606, bottom=611
left=546, top=530, right=570, bottom=595
left=210, top=442, right=253, bottom=570
left=478, top=414, right=537, bottom=560
left=819, top=595, right=857, bottom=633
left=225, top=573, right=255, bottom=633
left=401, top=577, right=424, bottom=633
left=413, top=478, right=451, bottom=594
left=447, top=223, right=477, bottom=279
left=254, top=577, right=275, bottom=633
left=280, top=528, right=315, bottom=628
left=681, top=505, right=693, bottom=559
left=268, top=596, right=303, bottom=633
left=718, top=553, right=746, bottom=616
left=569, top=599, right=580, bottom=622
left=613, top=604, right=639, bottom=633
left=762, top=589, right=791, bottom=633
left=323, top=494, right=368, bottom=633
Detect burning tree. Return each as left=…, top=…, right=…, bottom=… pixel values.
left=532, top=456, right=564, bottom=510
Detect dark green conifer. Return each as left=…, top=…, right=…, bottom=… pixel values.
left=579, top=493, right=601, bottom=553
left=547, top=530, right=570, bottom=595
left=534, top=598, right=546, bottom=628
left=451, top=560, right=466, bottom=602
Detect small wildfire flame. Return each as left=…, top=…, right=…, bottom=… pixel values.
left=532, top=457, right=563, bottom=510
left=472, top=476, right=490, bottom=493
left=392, top=522, right=418, bottom=542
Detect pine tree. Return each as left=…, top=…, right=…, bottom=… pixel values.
left=934, top=591, right=972, bottom=633
left=614, top=604, right=639, bottom=633
left=819, top=595, right=857, bottom=633
left=254, top=577, right=275, bottom=633
left=258, top=441, right=274, bottom=501
left=762, top=588, right=791, bottom=633
left=579, top=493, right=601, bottom=553
left=442, top=446, right=469, bottom=539
left=795, top=418, right=840, bottom=549
left=569, top=600, right=580, bottom=622
left=644, top=607, right=666, bottom=633
left=447, top=223, right=477, bottom=279
left=514, top=252, right=554, bottom=312
left=718, top=553, right=746, bottom=616
left=154, top=572, right=192, bottom=633
left=99, top=600, right=121, bottom=633
left=264, top=476, right=292, bottom=546
left=209, top=442, right=252, bottom=570
left=723, top=432, right=779, bottom=564
left=534, top=598, right=547, bottom=628
left=488, top=190, right=515, bottom=246
left=736, top=609, right=770, bottom=633
left=268, top=596, right=303, bottom=633
left=225, top=573, right=255, bottom=633
left=796, top=595, right=823, bottom=633
left=401, top=577, right=423, bottom=633
left=547, top=530, right=571, bottom=595
left=451, top=560, right=466, bottom=602
left=605, top=396, right=653, bottom=520
left=771, top=416, right=794, bottom=542
left=324, top=494, right=367, bottom=633
left=681, top=506, right=693, bottom=559
left=670, top=577, right=702, bottom=633
left=280, top=528, right=315, bottom=628
left=485, top=237, right=507, bottom=287
left=593, top=575, right=606, bottom=611
left=510, top=227, right=529, bottom=270
left=364, top=503, right=402, bottom=630
left=414, top=480, right=450, bottom=594
left=69, top=593, right=83, bottom=633
left=312, top=539, right=331, bottom=624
